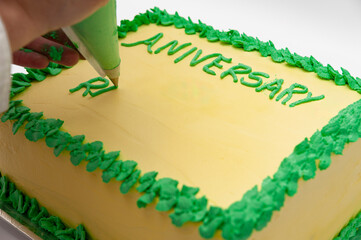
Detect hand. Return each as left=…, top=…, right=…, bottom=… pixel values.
left=0, top=0, right=109, bottom=52
left=13, top=30, right=82, bottom=69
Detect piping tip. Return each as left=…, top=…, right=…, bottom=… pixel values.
left=104, top=64, right=120, bottom=87
left=110, top=77, right=119, bottom=87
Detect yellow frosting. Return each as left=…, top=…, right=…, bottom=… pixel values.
left=1, top=24, right=361, bottom=239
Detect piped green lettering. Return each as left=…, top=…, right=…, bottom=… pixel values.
left=220, top=63, right=252, bottom=83
left=121, top=32, right=163, bottom=53
left=276, top=83, right=308, bottom=105
left=154, top=40, right=192, bottom=55
left=289, top=92, right=325, bottom=107
left=203, top=55, right=232, bottom=76
left=190, top=50, right=221, bottom=66
left=174, top=47, right=198, bottom=63
left=241, top=72, right=270, bottom=88
left=256, top=79, right=284, bottom=99
left=69, top=77, right=117, bottom=97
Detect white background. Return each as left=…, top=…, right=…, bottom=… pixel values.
left=5, top=0, right=361, bottom=239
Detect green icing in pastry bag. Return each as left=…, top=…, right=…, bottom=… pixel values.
left=62, top=0, right=120, bottom=86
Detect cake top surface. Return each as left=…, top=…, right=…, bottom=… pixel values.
left=13, top=19, right=361, bottom=207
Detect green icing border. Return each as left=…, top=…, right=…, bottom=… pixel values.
left=2, top=7, right=361, bottom=240
left=334, top=211, right=361, bottom=240
left=0, top=171, right=87, bottom=240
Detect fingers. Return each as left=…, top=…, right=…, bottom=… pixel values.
left=13, top=50, right=49, bottom=69
left=13, top=32, right=83, bottom=69
left=24, top=37, right=80, bottom=66
left=43, top=30, right=72, bottom=46
left=43, top=30, right=85, bottom=59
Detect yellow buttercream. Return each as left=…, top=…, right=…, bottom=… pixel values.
left=0, top=24, right=360, bottom=239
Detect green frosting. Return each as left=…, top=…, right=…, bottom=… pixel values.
left=203, top=55, right=232, bottom=76
left=121, top=32, right=163, bottom=53
left=47, top=31, right=59, bottom=40
left=86, top=142, right=104, bottom=172
left=289, top=92, right=325, bottom=108
left=116, top=160, right=137, bottom=181
left=20, top=48, right=34, bottom=53
left=276, top=83, right=308, bottom=105
left=334, top=211, right=361, bottom=240
left=199, top=206, right=225, bottom=238
left=69, top=77, right=117, bottom=97
left=0, top=173, right=88, bottom=240
left=100, top=151, right=120, bottom=170
left=10, top=63, right=62, bottom=98
left=255, top=79, right=284, bottom=99
left=189, top=50, right=221, bottom=67
left=220, top=63, right=252, bottom=83
left=154, top=178, right=179, bottom=212
left=3, top=7, right=361, bottom=240
left=102, top=161, right=122, bottom=183
left=241, top=72, right=269, bottom=88
left=120, top=169, right=141, bottom=194
left=49, top=46, right=64, bottom=61
left=169, top=185, right=208, bottom=227
left=136, top=171, right=158, bottom=192
left=154, top=40, right=192, bottom=55
left=137, top=191, right=156, bottom=209
left=174, top=47, right=198, bottom=63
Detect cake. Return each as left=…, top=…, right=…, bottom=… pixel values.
left=1, top=7, right=361, bottom=240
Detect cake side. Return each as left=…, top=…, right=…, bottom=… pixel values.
left=2, top=7, right=361, bottom=240
left=334, top=210, right=361, bottom=240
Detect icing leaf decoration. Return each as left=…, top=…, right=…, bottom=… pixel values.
left=199, top=207, right=225, bottom=238
left=39, top=216, right=66, bottom=234
left=120, top=169, right=141, bottom=194
left=169, top=185, right=208, bottom=227
left=137, top=191, right=156, bottom=208
left=102, top=161, right=123, bottom=183
left=137, top=171, right=158, bottom=192
left=100, top=151, right=120, bottom=170
left=154, top=178, right=179, bottom=212
left=0, top=172, right=88, bottom=239
left=116, top=160, right=138, bottom=181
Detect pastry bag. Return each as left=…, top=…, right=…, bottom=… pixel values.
left=62, top=0, right=120, bottom=86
